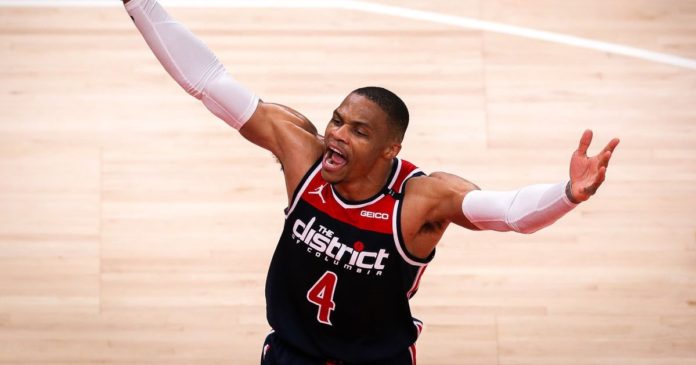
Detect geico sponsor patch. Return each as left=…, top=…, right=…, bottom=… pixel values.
left=360, top=210, right=390, bottom=220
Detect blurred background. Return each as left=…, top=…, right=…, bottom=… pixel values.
left=0, top=0, right=694, bottom=364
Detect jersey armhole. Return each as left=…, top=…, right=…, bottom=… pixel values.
left=392, top=172, right=436, bottom=266
left=284, top=158, right=323, bottom=217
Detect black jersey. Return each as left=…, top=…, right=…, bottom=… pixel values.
left=265, top=157, right=433, bottom=363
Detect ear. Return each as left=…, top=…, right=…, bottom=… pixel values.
left=382, top=142, right=402, bottom=159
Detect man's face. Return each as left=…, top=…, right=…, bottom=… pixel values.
left=321, top=93, right=397, bottom=184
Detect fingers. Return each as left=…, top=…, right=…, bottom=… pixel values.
left=599, top=150, right=612, bottom=168
left=595, top=166, right=607, bottom=190
left=588, top=151, right=611, bottom=197
left=602, top=137, right=621, bottom=154
left=573, top=133, right=617, bottom=200
left=577, top=129, right=593, bottom=156
left=597, top=166, right=606, bottom=186
left=598, top=137, right=619, bottom=169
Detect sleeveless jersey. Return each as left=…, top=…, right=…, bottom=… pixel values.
left=265, top=157, right=434, bottom=363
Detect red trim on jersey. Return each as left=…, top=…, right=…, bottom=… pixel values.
left=409, top=343, right=417, bottom=365
left=407, top=265, right=428, bottom=299
left=300, top=158, right=421, bottom=235
left=413, top=320, right=424, bottom=336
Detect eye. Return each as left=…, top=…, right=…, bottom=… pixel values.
left=331, top=118, right=342, bottom=126
left=355, top=128, right=368, bottom=137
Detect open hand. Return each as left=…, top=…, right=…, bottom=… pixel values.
left=568, top=130, right=620, bottom=203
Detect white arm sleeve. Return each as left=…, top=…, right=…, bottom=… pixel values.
left=125, top=0, right=259, bottom=130
left=462, top=181, right=578, bottom=234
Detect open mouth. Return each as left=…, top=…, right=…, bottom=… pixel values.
left=323, top=146, right=348, bottom=172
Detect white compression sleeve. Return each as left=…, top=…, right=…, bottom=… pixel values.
left=125, top=0, right=259, bottom=130
left=462, top=182, right=578, bottom=234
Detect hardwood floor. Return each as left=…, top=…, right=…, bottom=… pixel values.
left=0, top=1, right=694, bottom=364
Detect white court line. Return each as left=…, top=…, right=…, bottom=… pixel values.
left=2, top=0, right=695, bottom=71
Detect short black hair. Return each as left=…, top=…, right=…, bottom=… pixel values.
left=351, top=86, right=409, bottom=142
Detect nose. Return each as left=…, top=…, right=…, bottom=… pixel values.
left=329, top=123, right=349, bottom=144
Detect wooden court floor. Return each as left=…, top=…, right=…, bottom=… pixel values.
left=0, top=1, right=695, bottom=364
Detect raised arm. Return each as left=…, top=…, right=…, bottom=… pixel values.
left=122, top=0, right=323, bottom=198
left=428, top=130, right=619, bottom=232
left=402, top=130, right=619, bottom=258
left=460, top=130, right=619, bottom=234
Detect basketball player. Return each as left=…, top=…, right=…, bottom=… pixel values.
left=121, top=1, right=620, bottom=364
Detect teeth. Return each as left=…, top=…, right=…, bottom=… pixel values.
left=330, top=147, right=343, bottom=157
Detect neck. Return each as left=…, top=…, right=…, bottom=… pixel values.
left=333, top=158, right=394, bottom=202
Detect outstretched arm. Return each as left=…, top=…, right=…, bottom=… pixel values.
left=124, top=0, right=258, bottom=130
left=461, top=129, right=619, bottom=233
left=414, top=130, right=620, bottom=235
left=122, top=0, right=323, bottom=199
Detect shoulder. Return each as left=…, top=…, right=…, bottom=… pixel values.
left=428, top=171, right=480, bottom=192
left=258, top=102, right=319, bottom=134
left=402, top=172, right=479, bottom=222
left=243, top=101, right=324, bottom=157
left=404, top=173, right=475, bottom=196
left=404, top=175, right=454, bottom=208
left=242, top=101, right=325, bottom=201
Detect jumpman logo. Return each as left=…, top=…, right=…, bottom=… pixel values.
left=309, top=183, right=328, bottom=204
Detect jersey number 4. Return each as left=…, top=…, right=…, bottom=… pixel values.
left=306, top=271, right=338, bottom=325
